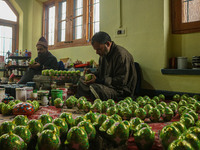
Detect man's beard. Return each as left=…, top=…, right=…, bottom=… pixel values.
left=103, top=46, right=109, bottom=56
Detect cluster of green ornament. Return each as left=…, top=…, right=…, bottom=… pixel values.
left=160, top=120, right=200, bottom=150
left=67, top=111, right=131, bottom=149
left=159, top=95, right=200, bottom=150
left=63, top=95, right=173, bottom=122
left=177, top=94, right=200, bottom=115
left=0, top=112, right=143, bottom=149
left=63, top=94, right=200, bottom=124
left=42, top=69, right=81, bottom=77
left=42, top=69, right=81, bottom=84
left=0, top=114, right=66, bottom=150
left=0, top=115, right=31, bottom=150
left=0, top=100, right=39, bottom=116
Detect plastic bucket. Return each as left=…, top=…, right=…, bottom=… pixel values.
left=51, top=89, right=63, bottom=105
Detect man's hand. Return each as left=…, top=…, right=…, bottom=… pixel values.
left=84, top=74, right=96, bottom=85
left=83, top=67, right=91, bottom=76
left=29, top=62, right=41, bottom=69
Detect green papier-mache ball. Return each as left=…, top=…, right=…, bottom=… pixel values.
left=27, top=119, right=43, bottom=136
left=13, top=115, right=29, bottom=126
left=78, top=121, right=96, bottom=140
left=159, top=125, right=181, bottom=150
left=65, top=126, right=89, bottom=150
left=13, top=125, right=32, bottom=144
left=134, top=127, right=155, bottom=150
left=37, top=130, right=61, bottom=150
left=168, top=139, right=194, bottom=150
left=0, top=121, right=16, bottom=136
left=107, top=121, right=129, bottom=146
left=38, top=114, right=53, bottom=126
left=0, top=131, right=27, bottom=150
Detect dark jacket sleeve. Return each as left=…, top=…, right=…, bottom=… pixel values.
left=35, top=53, right=58, bottom=70
left=43, top=56, right=58, bottom=70
left=104, top=54, right=130, bottom=90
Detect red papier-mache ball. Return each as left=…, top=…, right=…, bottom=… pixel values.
left=13, top=102, right=35, bottom=116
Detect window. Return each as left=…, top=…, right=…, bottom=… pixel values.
left=171, top=0, right=200, bottom=34
left=43, top=0, right=100, bottom=49
left=0, top=0, right=18, bottom=60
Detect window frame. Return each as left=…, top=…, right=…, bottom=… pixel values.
left=171, top=0, right=200, bottom=34
left=43, top=0, right=98, bottom=50
left=0, top=1, right=19, bottom=53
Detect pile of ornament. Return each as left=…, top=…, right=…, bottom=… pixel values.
left=55, top=94, right=200, bottom=123
left=0, top=112, right=155, bottom=150
left=160, top=113, right=200, bottom=149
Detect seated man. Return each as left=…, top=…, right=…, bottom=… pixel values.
left=76, top=31, right=137, bottom=101
left=18, top=36, right=58, bottom=84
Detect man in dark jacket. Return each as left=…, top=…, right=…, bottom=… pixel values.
left=18, top=37, right=58, bottom=84
left=76, top=31, right=137, bottom=101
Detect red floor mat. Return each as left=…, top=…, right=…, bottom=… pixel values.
left=28, top=106, right=62, bottom=120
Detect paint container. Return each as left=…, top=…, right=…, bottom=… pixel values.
left=16, top=88, right=27, bottom=101
left=0, top=88, right=5, bottom=102
left=37, top=90, right=49, bottom=106
left=177, top=57, right=187, bottom=69
left=24, top=87, right=33, bottom=100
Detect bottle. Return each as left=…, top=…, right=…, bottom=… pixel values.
left=25, top=49, right=28, bottom=57
left=12, top=60, right=16, bottom=66
left=15, top=49, right=18, bottom=56
left=22, top=49, right=25, bottom=56
left=15, top=69, right=18, bottom=75
left=25, top=60, right=29, bottom=66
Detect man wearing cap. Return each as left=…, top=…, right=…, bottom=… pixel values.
left=18, top=37, right=58, bottom=84
left=76, top=31, right=137, bottom=101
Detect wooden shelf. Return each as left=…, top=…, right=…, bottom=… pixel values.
left=8, top=56, right=31, bottom=60
left=161, top=69, right=200, bottom=75
left=15, top=75, right=23, bottom=77
left=7, top=65, right=28, bottom=69
left=66, top=68, right=97, bottom=72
